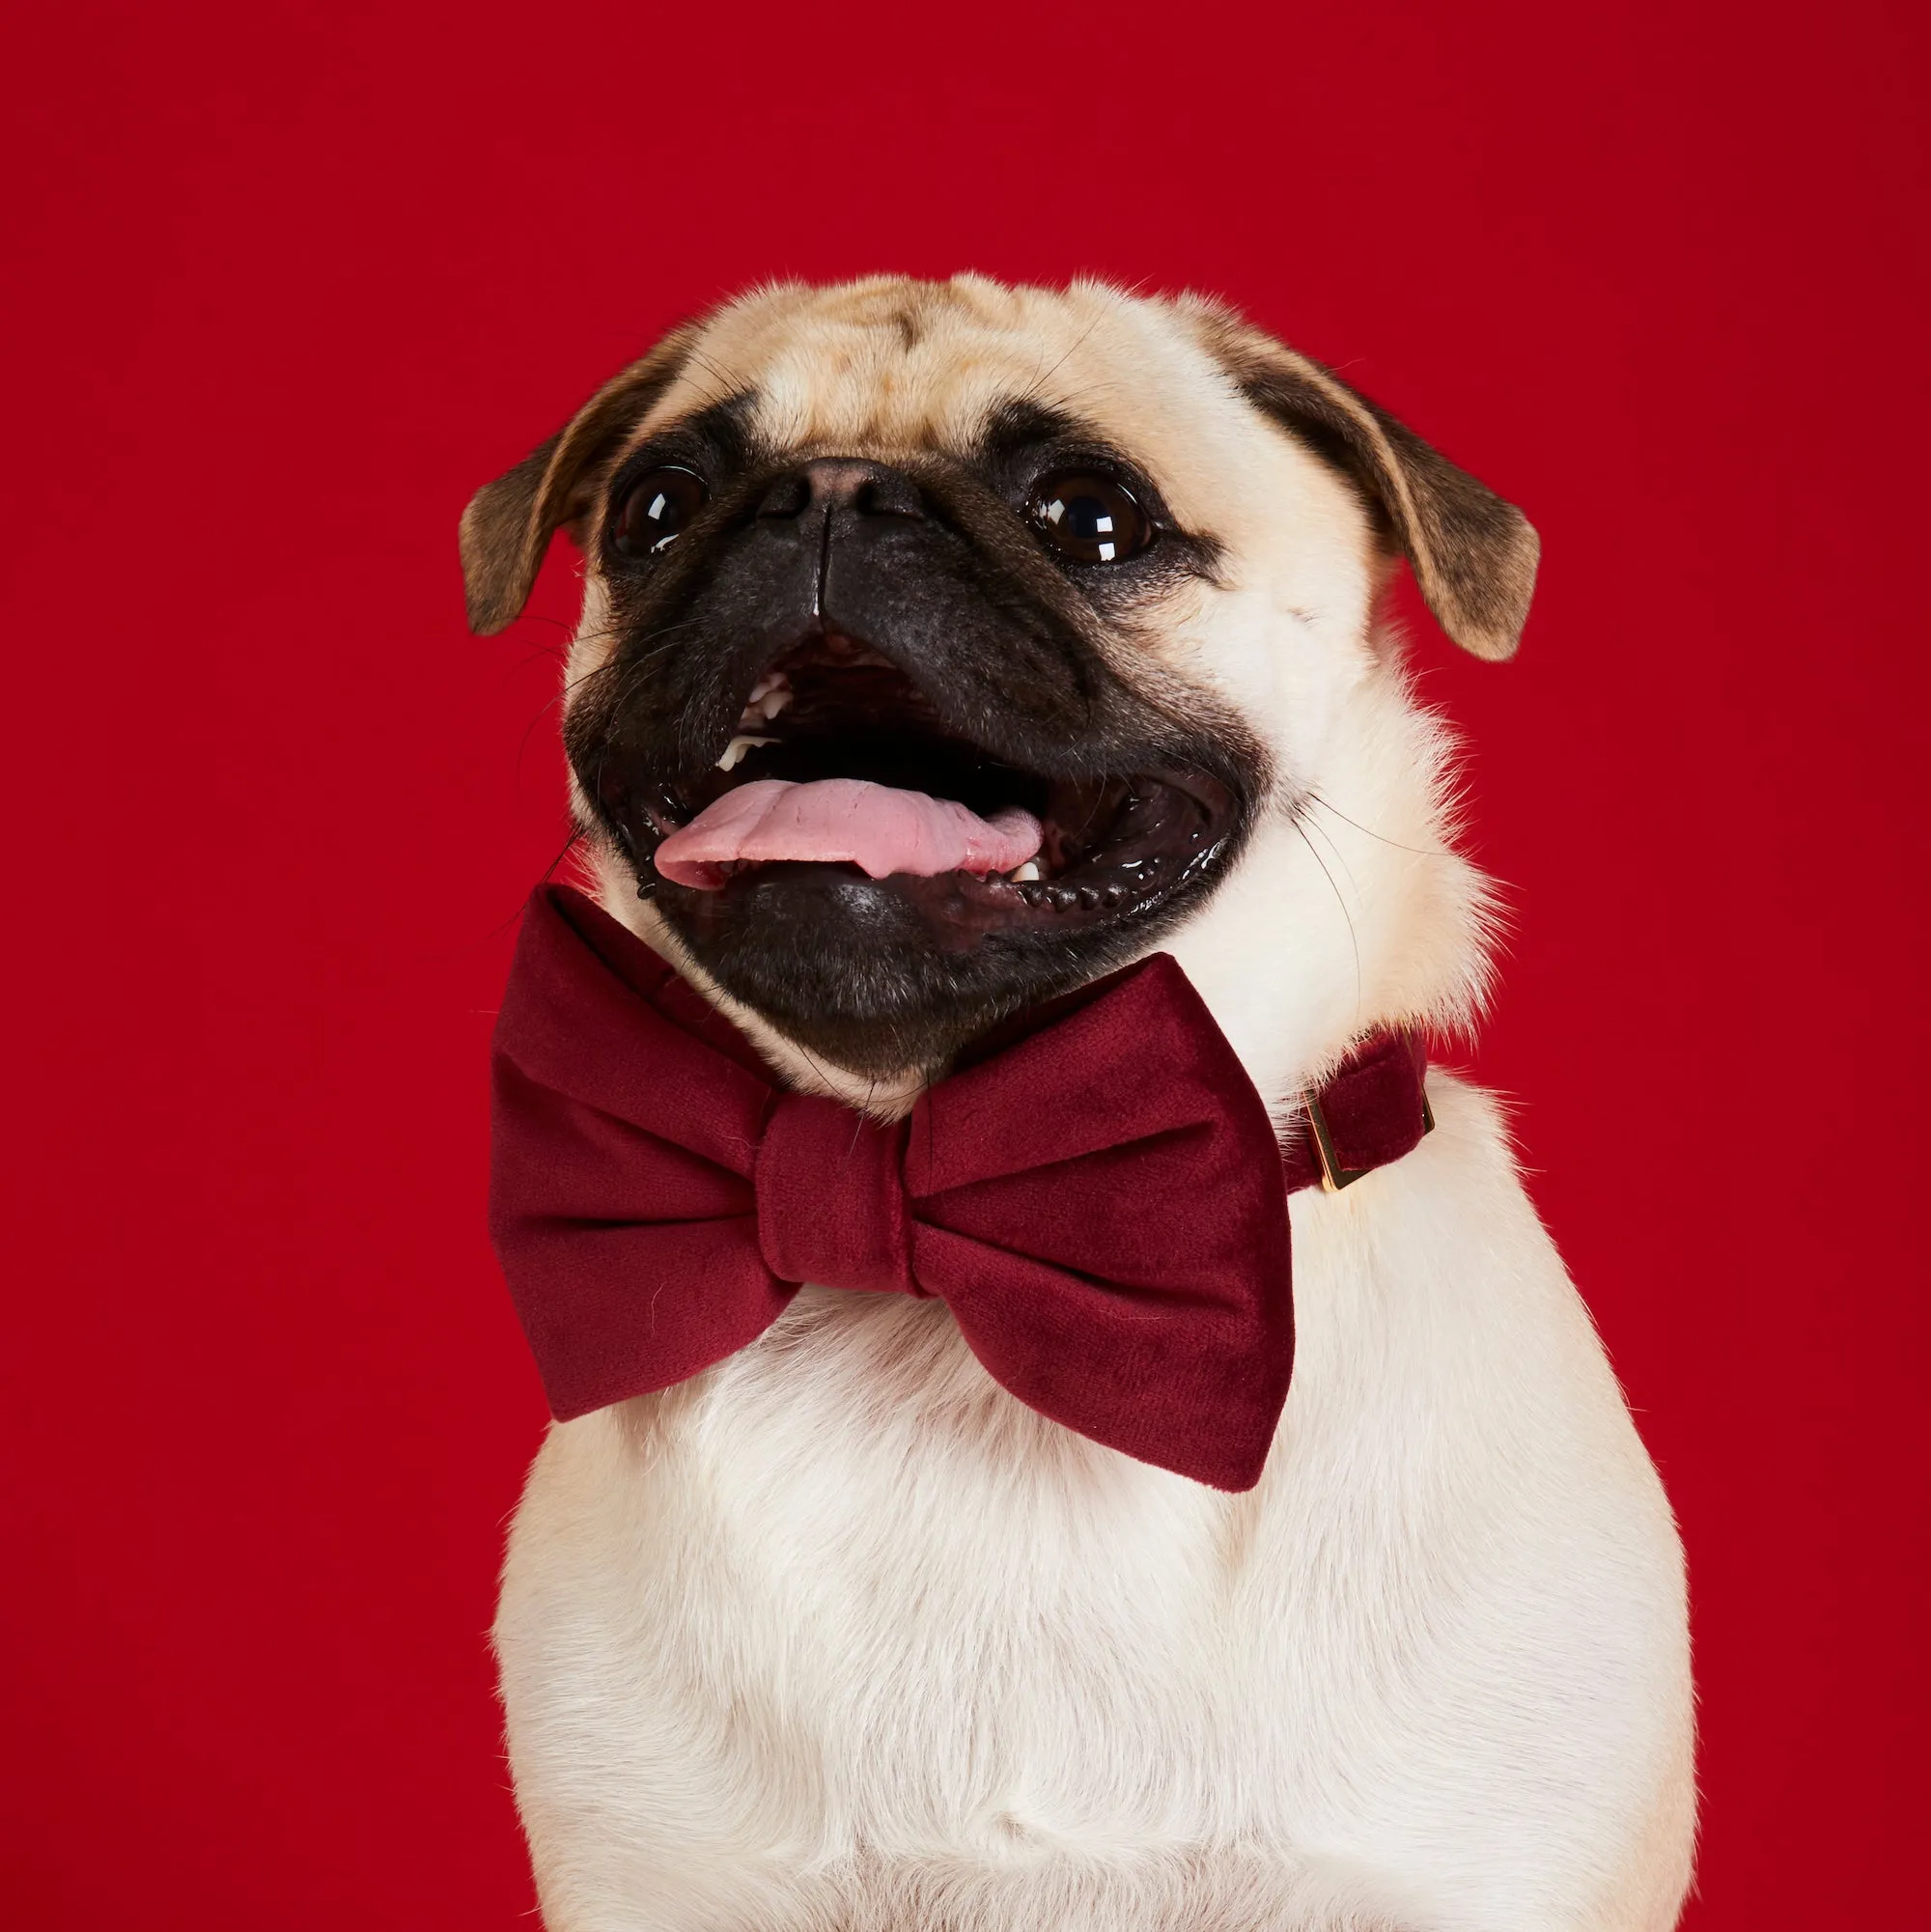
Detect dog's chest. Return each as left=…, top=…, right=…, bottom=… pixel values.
left=526, top=1297, right=1245, bottom=1838
left=497, top=1233, right=1464, bottom=1859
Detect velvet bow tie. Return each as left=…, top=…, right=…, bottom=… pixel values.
left=489, top=886, right=1432, bottom=1491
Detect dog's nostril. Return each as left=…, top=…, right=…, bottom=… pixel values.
left=757, top=474, right=813, bottom=518
left=851, top=469, right=924, bottom=519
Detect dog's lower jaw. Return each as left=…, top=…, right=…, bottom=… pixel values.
left=492, top=1076, right=1694, bottom=1932
left=597, top=864, right=938, bottom=1112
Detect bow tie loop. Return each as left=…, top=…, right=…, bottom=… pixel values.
left=755, top=1095, right=919, bottom=1298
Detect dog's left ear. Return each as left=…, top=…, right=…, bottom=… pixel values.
left=1192, top=307, right=1539, bottom=660
left=459, top=327, right=694, bottom=635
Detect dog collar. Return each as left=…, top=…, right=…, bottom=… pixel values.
left=1292, top=1031, right=1435, bottom=1192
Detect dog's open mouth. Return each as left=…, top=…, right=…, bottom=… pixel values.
left=598, top=630, right=1237, bottom=941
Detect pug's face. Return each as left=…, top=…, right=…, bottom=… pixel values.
left=463, top=277, right=1535, bottom=1078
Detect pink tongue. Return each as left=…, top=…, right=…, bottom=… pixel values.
left=655, top=778, right=1043, bottom=891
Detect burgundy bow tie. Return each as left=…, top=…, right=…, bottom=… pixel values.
left=489, top=886, right=1431, bottom=1491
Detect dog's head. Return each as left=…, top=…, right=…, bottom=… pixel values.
left=462, top=277, right=1532, bottom=1091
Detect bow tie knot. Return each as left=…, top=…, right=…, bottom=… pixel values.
left=755, top=1095, right=919, bottom=1299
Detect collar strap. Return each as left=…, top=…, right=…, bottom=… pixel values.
left=1285, top=1030, right=1434, bottom=1194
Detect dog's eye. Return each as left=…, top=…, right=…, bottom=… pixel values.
left=1028, top=472, right=1152, bottom=565
left=613, top=466, right=709, bottom=556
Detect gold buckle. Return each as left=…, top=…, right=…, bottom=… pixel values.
left=1306, top=1084, right=1436, bottom=1193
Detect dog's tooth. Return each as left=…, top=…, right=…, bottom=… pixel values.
left=747, top=674, right=777, bottom=704
left=1010, top=860, right=1042, bottom=883
left=758, top=686, right=794, bottom=720
left=716, top=734, right=774, bottom=772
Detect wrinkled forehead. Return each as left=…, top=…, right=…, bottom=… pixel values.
left=630, top=276, right=1257, bottom=490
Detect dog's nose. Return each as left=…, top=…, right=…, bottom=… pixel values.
left=757, top=459, right=926, bottom=521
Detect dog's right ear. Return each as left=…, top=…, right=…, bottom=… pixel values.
left=459, top=328, right=694, bottom=635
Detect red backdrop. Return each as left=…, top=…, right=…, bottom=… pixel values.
left=4, top=2, right=1925, bottom=1924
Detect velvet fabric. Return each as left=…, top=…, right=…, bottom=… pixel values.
left=490, top=886, right=1431, bottom=1490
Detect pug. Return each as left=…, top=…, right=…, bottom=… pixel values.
left=462, top=275, right=1695, bottom=1932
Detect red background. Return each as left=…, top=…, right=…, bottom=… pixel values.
left=4, top=2, right=1925, bottom=1925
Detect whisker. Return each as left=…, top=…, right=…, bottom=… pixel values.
left=541, top=826, right=586, bottom=884
left=497, top=640, right=574, bottom=686
left=469, top=825, right=585, bottom=948
left=682, top=346, right=740, bottom=397
left=1294, top=810, right=1362, bottom=1018
left=500, top=610, right=578, bottom=639
left=516, top=656, right=625, bottom=794
left=1304, top=792, right=1444, bottom=857
left=1299, top=799, right=1363, bottom=905
left=1024, top=311, right=1107, bottom=406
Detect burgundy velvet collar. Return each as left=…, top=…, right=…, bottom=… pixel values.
left=489, top=886, right=1432, bottom=1490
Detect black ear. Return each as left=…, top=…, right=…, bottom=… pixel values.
left=1195, top=308, right=1539, bottom=660
left=458, top=327, right=694, bottom=635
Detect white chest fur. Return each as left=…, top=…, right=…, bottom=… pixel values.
left=493, top=1075, right=1694, bottom=1932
